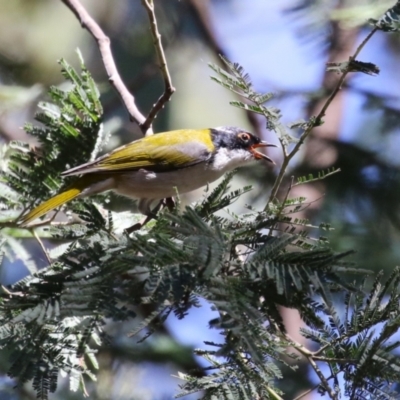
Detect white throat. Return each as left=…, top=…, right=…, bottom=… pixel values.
left=210, top=147, right=254, bottom=172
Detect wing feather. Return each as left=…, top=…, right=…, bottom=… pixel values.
left=62, top=129, right=214, bottom=176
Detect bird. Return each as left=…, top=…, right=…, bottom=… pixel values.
left=19, top=126, right=276, bottom=226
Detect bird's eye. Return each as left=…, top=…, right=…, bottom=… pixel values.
left=239, top=133, right=251, bottom=142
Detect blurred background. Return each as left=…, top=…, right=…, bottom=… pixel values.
left=1, top=0, right=400, bottom=398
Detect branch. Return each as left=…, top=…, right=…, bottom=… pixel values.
left=32, top=229, right=51, bottom=265
left=141, top=0, right=175, bottom=135
left=293, top=373, right=338, bottom=400
left=265, top=26, right=378, bottom=209
left=285, top=335, right=338, bottom=400
left=292, top=168, right=341, bottom=187
left=60, top=0, right=150, bottom=134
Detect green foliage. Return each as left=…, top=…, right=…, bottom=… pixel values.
left=302, top=268, right=400, bottom=399
left=0, top=55, right=399, bottom=400
left=295, top=168, right=341, bottom=186
left=0, top=188, right=367, bottom=399
left=210, top=56, right=298, bottom=145
left=370, top=1, right=400, bottom=32
left=0, top=51, right=103, bottom=215
left=177, top=269, right=400, bottom=399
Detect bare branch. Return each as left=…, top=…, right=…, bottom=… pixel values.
left=60, top=0, right=150, bottom=134
left=141, top=0, right=175, bottom=135
left=293, top=386, right=315, bottom=400
left=293, top=373, right=337, bottom=400
left=265, top=26, right=378, bottom=209
left=285, top=334, right=339, bottom=400
left=32, top=229, right=51, bottom=266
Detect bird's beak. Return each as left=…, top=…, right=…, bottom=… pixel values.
left=250, top=141, right=277, bottom=164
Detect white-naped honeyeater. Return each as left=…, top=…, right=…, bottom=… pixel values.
left=19, top=126, right=276, bottom=225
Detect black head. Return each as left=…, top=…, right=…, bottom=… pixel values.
left=210, top=126, right=276, bottom=163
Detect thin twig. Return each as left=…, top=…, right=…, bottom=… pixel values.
left=285, top=335, right=338, bottom=400
left=313, top=356, right=355, bottom=363
left=60, top=0, right=149, bottom=134
left=125, top=199, right=166, bottom=234
left=15, top=218, right=78, bottom=231
left=313, top=342, right=331, bottom=357
left=293, top=373, right=337, bottom=400
left=32, top=229, right=52, bottom=266
left=266, top=386, right=284, bottom=400
left=265, top=27, right=378, bottom=209
left=293, top=385, right=316, bottom=400
left=265, top=155, right=291, bottom=211
left=296, top=27, right=378, bottom=151
left=0, top=285, right=13, bottom=297
left=141, top=0, right=175, bottom=135
left=292, top=168, right=341, bottom=187
left=267, top=176, right=294, bottom=237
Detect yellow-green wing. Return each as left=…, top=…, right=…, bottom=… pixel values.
left=63, top=129, right=215, bottom=176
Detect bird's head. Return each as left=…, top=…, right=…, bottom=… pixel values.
left=210, top=126, right=276, bottom=171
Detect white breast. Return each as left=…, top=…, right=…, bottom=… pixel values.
left=106, top=147, right=255, bottom=213
left=113, top=162, right=224, bottom=201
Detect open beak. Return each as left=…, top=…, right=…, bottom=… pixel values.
left=250, top=141, right=277, bottom=164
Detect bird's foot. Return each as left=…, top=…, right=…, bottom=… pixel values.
left=125, top=198, right=171, bottom=234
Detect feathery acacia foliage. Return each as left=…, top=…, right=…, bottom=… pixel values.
left=1, top=7, right=400, bottom=396
left=1, top=54, right=103, bottom=212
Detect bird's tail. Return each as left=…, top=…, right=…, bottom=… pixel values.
left=18, top=174, right=113, bottom=226
left=19, top=186, right=84, bottom=226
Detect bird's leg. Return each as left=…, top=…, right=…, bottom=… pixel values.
left=165, top=197, right=175, bottom=211
left=125, top=199, right=166, bottom=234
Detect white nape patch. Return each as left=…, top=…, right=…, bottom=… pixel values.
left=211, top=147, right=254, bottom=172
left=215, top=126, right=238, bottom=135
